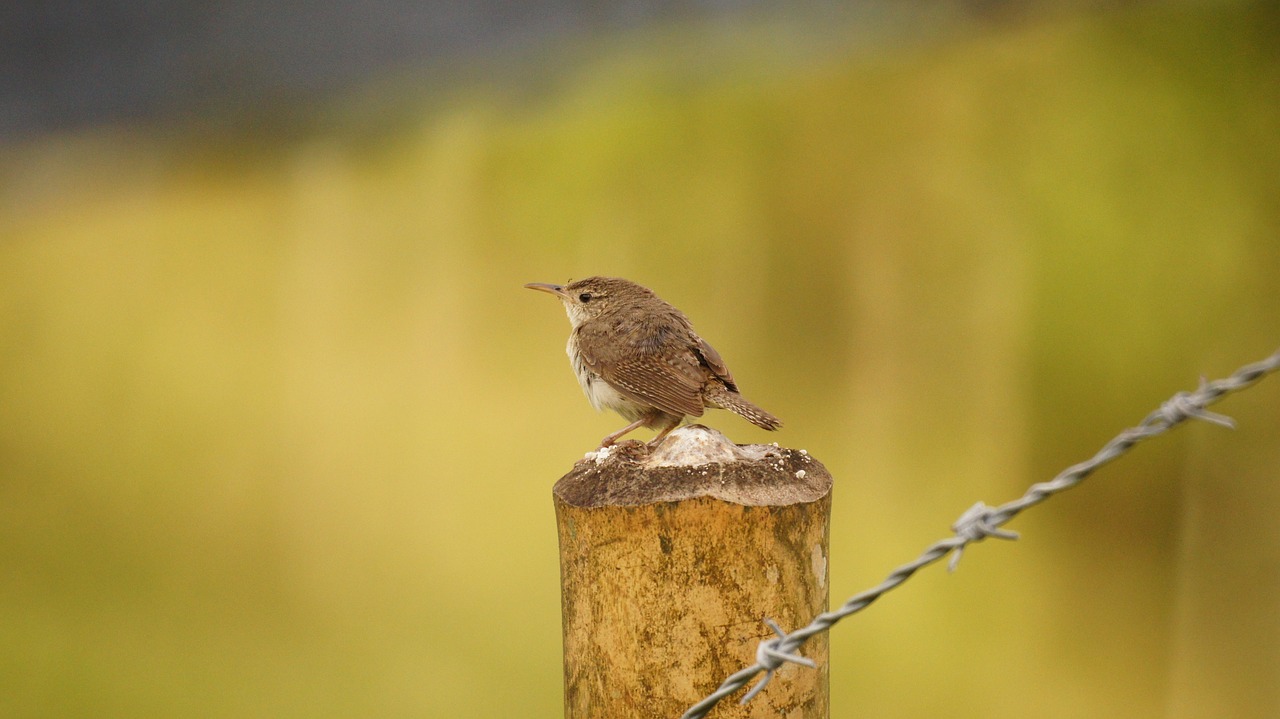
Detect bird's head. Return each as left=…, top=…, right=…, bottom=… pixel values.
left=524, top=276, right=655, bottom=328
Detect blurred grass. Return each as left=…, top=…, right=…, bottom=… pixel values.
left=2, top=2, right=1279, bottom=717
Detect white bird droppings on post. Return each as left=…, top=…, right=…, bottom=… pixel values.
left=645, top=425, right=782, bottom=468
left=585, top=444, right=617, bottom=464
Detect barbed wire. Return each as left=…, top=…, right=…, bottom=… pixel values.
left=682, top=346, right=1280, bottom=719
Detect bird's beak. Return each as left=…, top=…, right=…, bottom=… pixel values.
left=524, top=282, right=568, bottom=299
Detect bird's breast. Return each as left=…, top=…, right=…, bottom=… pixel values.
left=566, top=331, right=646, bottom=420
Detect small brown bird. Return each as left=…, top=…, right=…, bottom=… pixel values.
left=525, top=276, right=781, bottom=447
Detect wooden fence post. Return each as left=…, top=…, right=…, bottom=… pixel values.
left=554, top=425, right=832, bottom=718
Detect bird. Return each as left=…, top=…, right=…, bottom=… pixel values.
left=525, top=276, right=781, bottom=447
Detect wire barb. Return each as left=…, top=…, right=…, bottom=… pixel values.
left=948, top=502, right=1020, bottom=572
left=1157, top=378, right=1237, bottom=428
left=682, top=347, right=1280, bottom=719
left=739, top=620, right=817, bottom=704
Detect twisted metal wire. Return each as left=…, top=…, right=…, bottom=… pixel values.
left=682, top=347, right=1280, bottom=719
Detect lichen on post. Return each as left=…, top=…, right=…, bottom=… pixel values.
left=554, top=425, right=832, bottom=718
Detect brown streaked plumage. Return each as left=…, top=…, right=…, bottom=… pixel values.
left=525, top=276, right=781, bottom=447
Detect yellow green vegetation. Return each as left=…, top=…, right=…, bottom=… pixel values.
left=1, top=3, right=1276, bottom=717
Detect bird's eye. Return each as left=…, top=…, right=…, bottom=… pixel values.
left=578, top=292, right=592, bottom=303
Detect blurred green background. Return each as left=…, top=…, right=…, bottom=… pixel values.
left=2, top=1, right=1279, bottom=717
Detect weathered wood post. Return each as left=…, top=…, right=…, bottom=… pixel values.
left=554, top=425, right=832, bottom=718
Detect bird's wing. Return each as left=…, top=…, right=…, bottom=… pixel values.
left=600, top=352, right=707, bottom=418
left=577, top=324, right=707, bottom=417
left=693, top=337, right=738, bottom=393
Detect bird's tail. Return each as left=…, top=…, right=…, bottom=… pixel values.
left=704, top=383, right=782, bottom=431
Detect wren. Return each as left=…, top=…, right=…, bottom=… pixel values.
left=525, top=276, right=781, bottom=447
